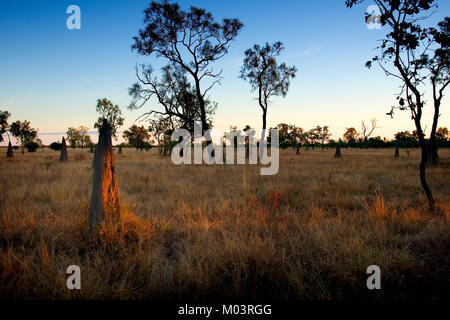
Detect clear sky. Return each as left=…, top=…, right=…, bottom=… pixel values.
left=0, top=0, right=449, bottom=145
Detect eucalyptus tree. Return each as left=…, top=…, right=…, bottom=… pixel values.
left=240, top=41, right=297, bottom=156
left=346, top=0, right=445, bottom=211
left=132, top=0, right=243, bottom=158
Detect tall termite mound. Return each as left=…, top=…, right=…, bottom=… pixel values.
left=334, top=142, right=342, bottom=158
left=6, top=141, right=13, bottom=158
left=60, top=137, right=68, bottom=162
left=88, top=119, right=120, bottom=232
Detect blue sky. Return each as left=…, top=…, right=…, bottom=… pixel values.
left=0, top=0, right=449, bottom=145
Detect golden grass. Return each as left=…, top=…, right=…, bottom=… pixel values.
left=0, top=147, right=450, bottom=299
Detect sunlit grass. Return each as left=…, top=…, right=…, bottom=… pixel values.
left=0, top=147, right=449, bottom=299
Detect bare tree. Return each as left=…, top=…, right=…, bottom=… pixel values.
left=361, top=119, right=379, bottom=141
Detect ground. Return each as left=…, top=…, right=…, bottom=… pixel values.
left=0, top=147, right=450, bottom=299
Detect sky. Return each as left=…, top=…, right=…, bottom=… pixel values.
left=0, top=0, right=449, bottom=145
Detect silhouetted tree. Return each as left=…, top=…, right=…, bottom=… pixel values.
left=129, top=64, right=217, bottom=135
left=436, top=127, right=449, bottom=147
left=240, top=41, right=296, bottom=158
left=290, top=126, right=307, bottom=154
left=307, top=127, right=320, bottom=150
left=346, top=0, right=439, bottom=211
left=343, top=127, right=360, bottom=147
left=94, top=98, right=124, bottom=139
left=148, top=116, right=174, bottom=153
left=132, top=0, right=243, bottom=157
left=426, top=18, right=450, bottom=162
left=361, top=119, right=379, bottom=145
left=317, top=125, right=331, bottom=150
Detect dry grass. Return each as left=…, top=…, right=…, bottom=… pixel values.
left=1, top=147, right=450, bottom=300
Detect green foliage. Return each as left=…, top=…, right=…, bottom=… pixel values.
left=123, top=124, right=150, bottom=150
left=0, top=110, right=11, bottom=143
left=66, top=126, right=92, bottom=148
left=94, top=98, right=124, bottom=139
left=9, top=120, right=38, bottom=147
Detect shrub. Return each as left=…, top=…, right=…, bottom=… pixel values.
left=25, top=141, right=39, bottom=152
left=49, top=142, right=62, bottom=151
left=141, top=141, right=152, bottom=151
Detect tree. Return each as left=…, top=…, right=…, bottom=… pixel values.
left=276, top=123, right=293, bottom=149
left=66, top=127, right=81, bottom=149
left=0, top=110, right=11, bottom=143
left=123, top=124, right=150, bottom=150
left=317, top=125, right=331, bottom=150
left=132, top=0, right=243, bottom=156
left=240, top=41, right=297, bottom=152
left=395, top=130, right=420, bottom=148
left=426, top=18, right=450, bottom=162
left=308, top=127, right=320, bottom=149
left=148, top=116, right=174, bottom=153
left=9, top=120, right=38, bottom=154
left=436, top=126, right=449, bottom=147
left=290, top=126, right=307, bottom=154
left=66, top=126, right=92, bottom=148
left=129, top=64, right=217, bottom=136
left=78, top=126, right=90, bottom=149
left=361, top=119, right=378, bottom=141
left=346, top=0, right=439, bottom=211
left=343, top=127, right=360, bottom=146
left=94, top=98, right=124, bottom=139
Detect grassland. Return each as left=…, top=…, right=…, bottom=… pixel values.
left=0, top=147, right=450, bottom=299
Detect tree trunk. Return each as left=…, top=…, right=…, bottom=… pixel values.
left=419, top=142, right=435, bottom=212
left=259, top=109, right=268, bottom=161
left=414, top=120, right=435, bottom=213
left=59, top=137, right=68, bottom=162
left=88, top=119, right=120, bottom=232
left=429, top=96, right=440, bottom=163
left=296, top=144, right=300, bottom=155
left=194, top=77, right=214, bottom=159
